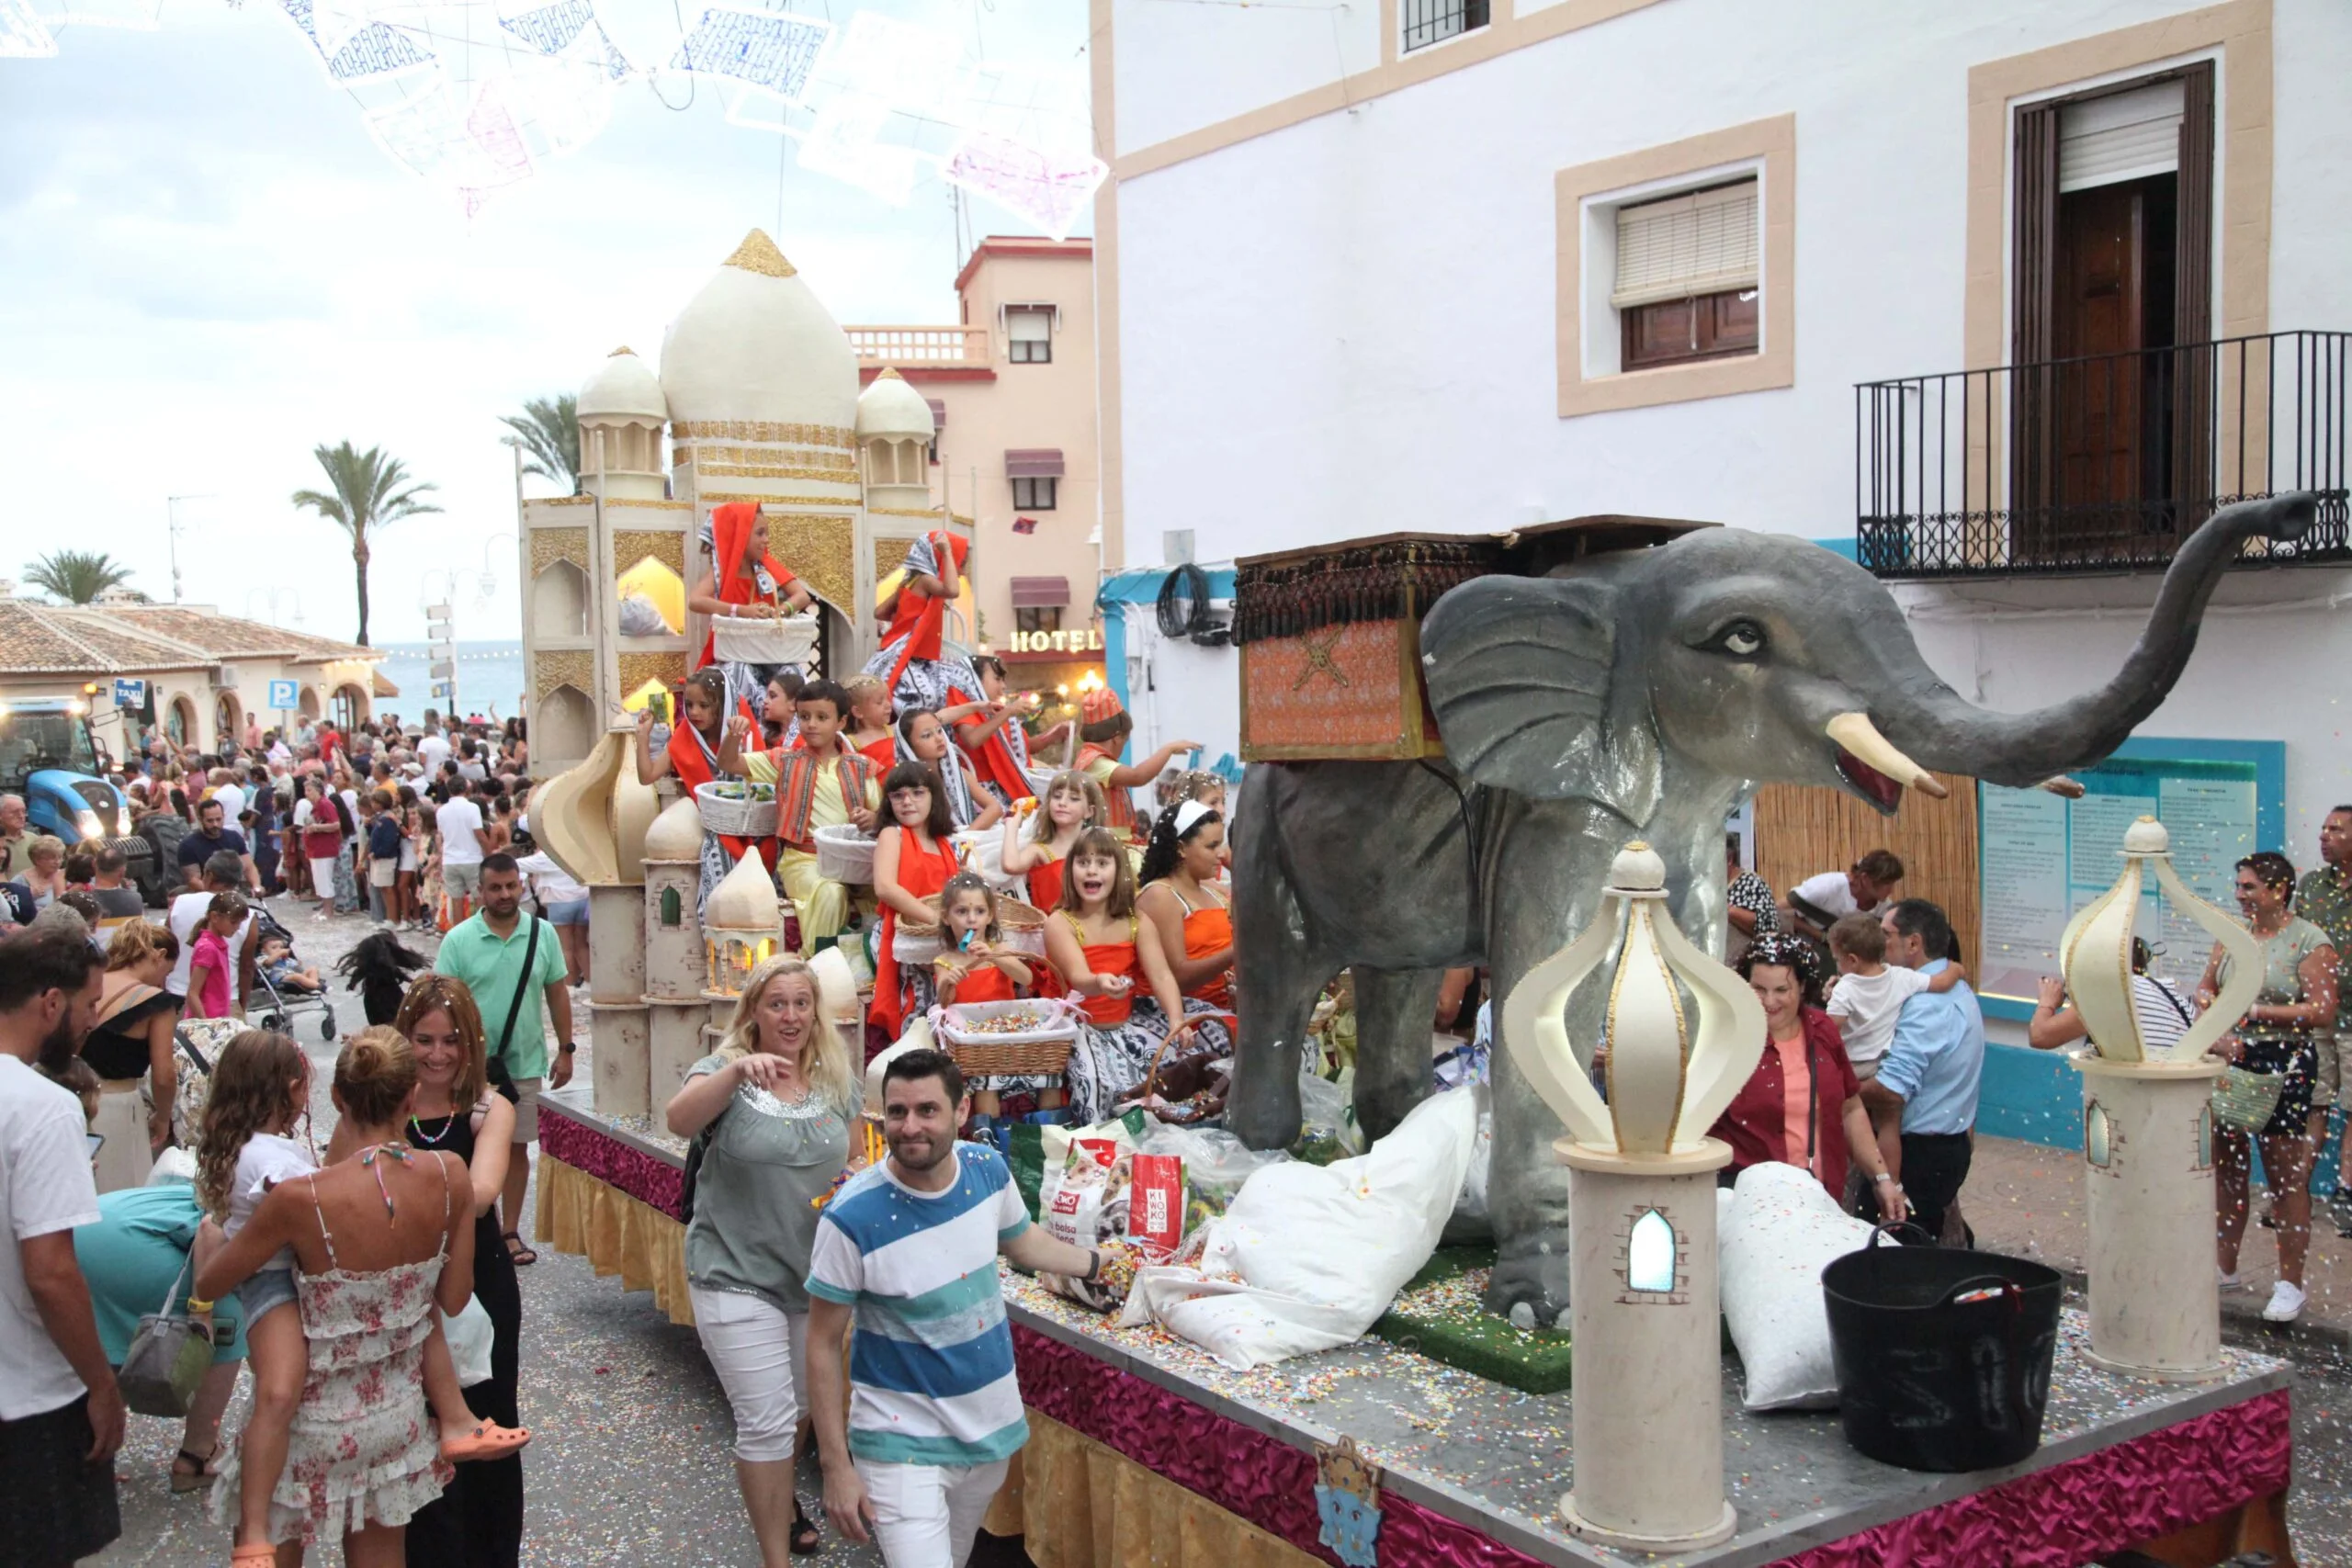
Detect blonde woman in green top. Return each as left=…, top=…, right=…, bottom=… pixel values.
left=2196, top=851, right=2338, bottom=1325
left=666, top=954, right=861, bottom=1560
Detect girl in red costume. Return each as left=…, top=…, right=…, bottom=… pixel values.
left=863, top=530, right=1038, bottom=811
left=690, top=502, right=811, bottom=727
left=867, top=762, right=963, bottom=1042
left=633, top=669, right=761, bottom=908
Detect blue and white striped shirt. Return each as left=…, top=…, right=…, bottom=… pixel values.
left=806, top=1143, right=1031, bottom=1466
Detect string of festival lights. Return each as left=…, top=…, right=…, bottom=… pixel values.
left=1, top=0, right=1103, bottom=232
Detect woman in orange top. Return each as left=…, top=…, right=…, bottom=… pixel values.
left=1000, top=771, right=1106, bottom=914
left=1045, top=829, right=1202, bottom=1123
left=867, top=762, right=965, bottom=1042
left=1137, top=800, right=1235, bottom=1013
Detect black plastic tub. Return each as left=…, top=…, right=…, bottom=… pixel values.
left=1821, top=1227, right=2064, bottom=1472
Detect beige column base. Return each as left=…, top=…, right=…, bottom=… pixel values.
left=641, top=863, right=702, bottom=1001
left=589, top=1001, right=650, bottom=1120
left=649, top=999, right=709, bottom=1110
left=1556, top=1137, right=1737, bottom=1551
left=587, top=886, right=647, bottom=1006
left=2074, top=1054, right=2227, bottom=1383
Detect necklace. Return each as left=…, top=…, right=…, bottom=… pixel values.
left=409, top=1108, right=459, bottom=1147
left=356, top=1142, right=414, bottom=1221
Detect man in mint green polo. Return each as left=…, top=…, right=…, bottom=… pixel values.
left=435, top=852, right=571, bottom=1264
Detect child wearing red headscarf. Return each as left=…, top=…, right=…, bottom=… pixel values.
left=1071, top=688, right=1200, bottom=837
left=691, top=502, right=812, bottom=728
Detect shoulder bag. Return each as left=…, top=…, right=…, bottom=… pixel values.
left=484, top=916, right=543, bottom=1104
left=119, top=1252, right=213, bottom=1418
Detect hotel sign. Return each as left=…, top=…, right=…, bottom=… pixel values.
left=1010, top=628, right=1105, bottom=655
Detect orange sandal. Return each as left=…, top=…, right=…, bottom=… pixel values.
left=232, top=1544, right=278, bottom=1564
left=439, top=1421, right=532, bottom=1462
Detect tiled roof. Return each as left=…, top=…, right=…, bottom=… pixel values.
left=0, top=600, right=377, bottom=676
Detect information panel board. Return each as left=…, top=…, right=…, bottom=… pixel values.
left=1976, top=739, right=2283, bottom=1017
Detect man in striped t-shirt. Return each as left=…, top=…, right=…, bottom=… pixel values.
left=807, top=1049, right=1104, bottom=1566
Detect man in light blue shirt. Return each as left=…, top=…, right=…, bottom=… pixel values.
left=1866, top=898, right=1984, bottom=1247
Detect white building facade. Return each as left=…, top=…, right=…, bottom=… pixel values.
left=1094, top=0, right=2350, bottom=1094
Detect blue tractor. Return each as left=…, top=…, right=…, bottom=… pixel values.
left=0, top=694, right=164, bottom=905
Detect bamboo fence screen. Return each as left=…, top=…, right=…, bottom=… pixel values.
left=1753, top=773, right=1982, bottom=962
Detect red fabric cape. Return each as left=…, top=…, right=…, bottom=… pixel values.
left=697, top=502, right=798, bottom=670
left=882, top=531, right=968, bottom=691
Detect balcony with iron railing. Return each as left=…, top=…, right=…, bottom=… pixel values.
left=845, top=324, right=992, bottom=367
left=1855, top=330, right=2351, bottom=579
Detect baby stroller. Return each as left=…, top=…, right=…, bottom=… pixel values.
left=250, top=907, right=340, bottom=1042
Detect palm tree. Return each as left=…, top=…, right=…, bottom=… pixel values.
left=500, top=394, right=581, bottom=493
left=290, top=442, right=442, bottom=647
left=22, top=549, right=137, bottom=604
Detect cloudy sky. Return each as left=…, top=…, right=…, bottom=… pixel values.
left=0, top=0, right=1088, bottom=645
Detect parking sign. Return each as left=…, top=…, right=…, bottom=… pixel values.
left=268, top=679, right=299, bottom=711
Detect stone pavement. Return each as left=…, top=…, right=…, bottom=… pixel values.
left=1966, top=1131, right=2352, bottom=1348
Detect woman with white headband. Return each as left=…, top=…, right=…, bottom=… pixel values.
left=1137, top=799, right=1236, bottom=1014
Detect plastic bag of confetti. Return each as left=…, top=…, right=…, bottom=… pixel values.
left=1041, top=1133, right=1135, bottom=1253
left=1293, top=1068, right=1364, bottom=1164
left=1117, top=1088, right=1476, bottom=1369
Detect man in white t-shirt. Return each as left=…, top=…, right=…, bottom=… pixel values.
left=415, top=726, right=452, bottom=781
left=0, top=928, right=125, bottom=1562
left=1786, top=849, right=1905, bottom=944
left=435, top=781, right=491, bottom=908
left=168, top=852, right=258, bottom=1008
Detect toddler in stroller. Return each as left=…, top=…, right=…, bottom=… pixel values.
left=248, top=910, right=339, bottom=1041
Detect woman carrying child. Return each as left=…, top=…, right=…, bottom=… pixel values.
left=1001, top=771, right=1106, bottom=913
left=390, top=977, right=531, bottom=1567
left=896, top=707, right=1004, bottom=833
left=868, top=763, right=965, bottom=1041
left=690, top=501, right=813, bottom=726
left=930, top=871, right=1046, bottom=1137
left=1045, top=828, right=1203, bottom=1123
left=637, top=668, right=756, bottom=910
left=196, top=1029, right=526, bottom=1565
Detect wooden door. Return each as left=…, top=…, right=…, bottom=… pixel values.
left=2051, top=181, right=2147, bottom=538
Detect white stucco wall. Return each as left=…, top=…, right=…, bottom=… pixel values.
left=1111, top=0, right=2352, bottom=564
left=1111, top=0, right=1381, bottom=154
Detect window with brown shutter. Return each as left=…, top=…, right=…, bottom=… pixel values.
left=1612, top=179, right=1761, bottom=370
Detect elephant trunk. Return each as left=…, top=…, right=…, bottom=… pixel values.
left=1880, top=493, right=2316, bottom=788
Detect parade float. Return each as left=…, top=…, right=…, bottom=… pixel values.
left=516, top=229, right=2311, bottom=1564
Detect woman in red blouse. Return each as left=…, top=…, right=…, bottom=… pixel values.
left=1710, top=935, right=1906, bottom=1224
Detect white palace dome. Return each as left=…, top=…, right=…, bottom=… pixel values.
left=658, top=230, right=858, bottom=433
left=855, top=366, right=937, bottom=441
left=578, top=345, right=668, bottom=423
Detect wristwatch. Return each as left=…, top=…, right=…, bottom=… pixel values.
left=559, top=1042, right=577, bottom=1055
left=1081, top=1247, right=1102, bottom=1282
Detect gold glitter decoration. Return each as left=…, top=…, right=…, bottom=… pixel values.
left=868, top=506, right=973, bottom=523
left=612, top=530, right=684, bottom=576
left=724, top=230, right=797, bottom=278
left=696, top=492, right=858, bottom=508
left=618, top=650, right=685, bottom=696
left=693, top=464, right=862, bottom=484
left=609, top=345, right=636, bottom=357
left=529, top=528, right=590, bottom=576
left=603, top=497, right=692, bottom=512
left=535, top=649, right=594, bottom=700
left=676, top=445, right=855, bottom=472
left=672, top=420, right=854, bottom=449
left=767, top=513, right=856, bottom=613
left=531, top=495, right=596, bottom=508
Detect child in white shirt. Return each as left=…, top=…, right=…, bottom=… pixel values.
left=1825, top=913, right=1965, bottom=1197
left=196, top=1030, right=526, bottom=1558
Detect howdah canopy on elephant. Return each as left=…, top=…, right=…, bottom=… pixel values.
left=1227, top=493, right=2318, bottom=1323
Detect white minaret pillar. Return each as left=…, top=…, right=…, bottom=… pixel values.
left=587, top=884, right=650, bottom=1119
left=1500, top=842, right=1764, bottom=1553
left=2058, top=815, right=2259, bottom=1382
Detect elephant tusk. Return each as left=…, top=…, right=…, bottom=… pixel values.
left=2038, top=775, right=2087, bottom=798
left=1826, top=713, right=1949, bottom=799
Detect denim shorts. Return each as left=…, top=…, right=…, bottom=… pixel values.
left=548, top=898, right=590, bottom=927
left=237, top=1266, right=299, bottom=1325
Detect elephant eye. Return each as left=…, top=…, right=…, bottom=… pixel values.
left=1703, top=619, right=1769, bottom=659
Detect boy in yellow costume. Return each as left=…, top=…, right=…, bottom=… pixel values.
left=718, top=679, right=880, bottom=955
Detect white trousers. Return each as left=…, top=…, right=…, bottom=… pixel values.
left=689, top=1286, right=808, bottom=1463
left=856, top=1455, right=1010, bottom=1568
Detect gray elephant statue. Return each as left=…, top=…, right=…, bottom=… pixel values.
left=1228, top=493, right=2317, bottom=1323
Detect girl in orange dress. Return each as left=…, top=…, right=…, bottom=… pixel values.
left=1137, top=800, right=1235, bottom=1014
left=1000, top=771, right=1106, bottom=913
left=932, top=872, right=1054, bottom=1131
left=1044, top=829, right=1203, bottom=1123
left=842, top=675, right=899, bottom=773
left=867, top=762, right=964, bottom=1042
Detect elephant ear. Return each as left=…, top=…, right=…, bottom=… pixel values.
left=1419, top=574, right=1661, bottom=821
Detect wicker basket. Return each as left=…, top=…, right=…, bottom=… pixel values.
left=934, top=998, right=1080, bottom=1077
left=813, top=824, right=876, bottom=884
left=694, top=781, right=778, bottom=839
left=711, top=611, right=820, bottom=668
left=895, top=894, right=1048, bottom=963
